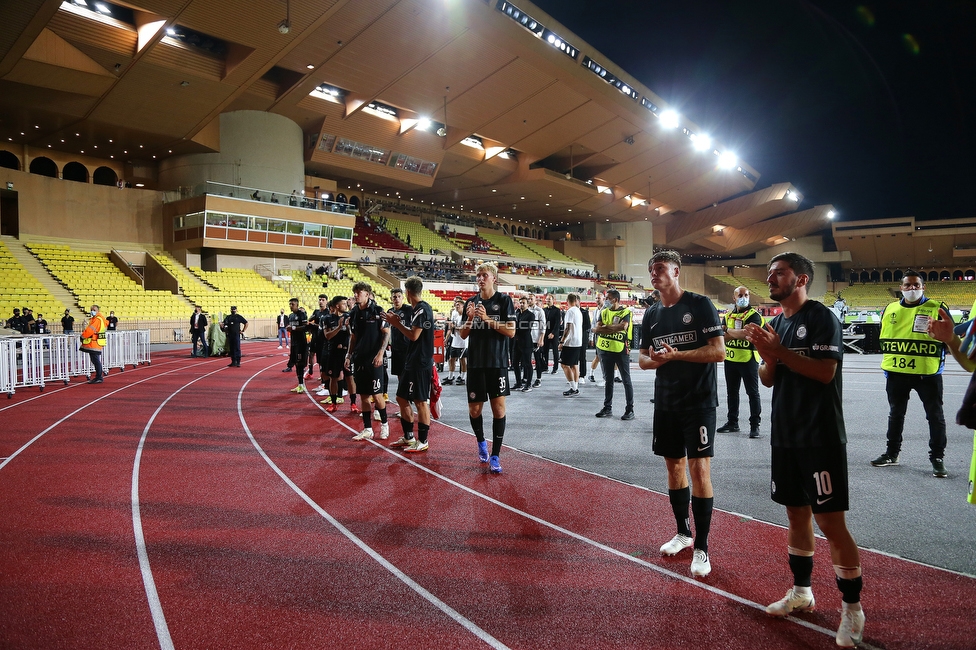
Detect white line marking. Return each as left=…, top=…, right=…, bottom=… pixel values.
left=240, top=366, right=509, bottom=650
left=131, top=365, right=229, bottom=650
left=0, top=358, right=226, bottom=473
left=0, top=357, right=187, bottom=413
left=296, top=385, right=883, bottom=648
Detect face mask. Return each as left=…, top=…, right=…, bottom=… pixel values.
left=90, top=310, right=97, bottom=317
left=736, top=297, right=750, bottom=309
left=902, top=289, right=923, bottom=303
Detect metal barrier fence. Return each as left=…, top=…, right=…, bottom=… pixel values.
left=0, top=330, right=151, bottom=397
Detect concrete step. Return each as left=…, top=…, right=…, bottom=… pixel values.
left=1, top=235, right=81, bottom=318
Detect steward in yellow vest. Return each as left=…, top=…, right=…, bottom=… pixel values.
left=80, top=304, right=108, bottom=383
left=718, top=286, right=764, bottom=438
left=871, top=271, right=951, bottom=477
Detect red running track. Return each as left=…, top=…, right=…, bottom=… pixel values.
left=0, top=344, right=972, bottom=649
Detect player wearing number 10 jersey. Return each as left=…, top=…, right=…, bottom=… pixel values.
left=744, top=252, right=864, bottom=648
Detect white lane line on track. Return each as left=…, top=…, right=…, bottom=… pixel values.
left=298, top=385, right=884, bottom=649
left=0, top=357, right=189, bottom=413
left=0, top=357, right=228, bottom=473
left=132, top=363, right=234, bottom=650
left=239, top=366, right=510, bottom=650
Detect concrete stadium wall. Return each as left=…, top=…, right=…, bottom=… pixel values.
left=158, top=111, right=304, bottom=196
left=0, top=167, right=164, bottom=244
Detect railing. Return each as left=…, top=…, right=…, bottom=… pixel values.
left=0, top=330, right=151, bottom=396
left=169, top=181, right=357, bottom=214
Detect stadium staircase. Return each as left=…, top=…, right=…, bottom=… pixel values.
left=1, top=236, right=80, bottom=320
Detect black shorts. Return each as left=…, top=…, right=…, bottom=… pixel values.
left=391, top=349, right=406, bottom=376
left=397, top=365, right=432, bottom=403
left=652, top=408, right=717, bottom=459
left=326, top=353, right=346, bottom=378
left=559, top=346, right=582, bottom=366
left=449, top=346, right=467, bottom=360
left=353, top=361, right=385, bottom=396
left=466, top=367, right=511, bottom=403
left=770, top=445, right=850, bottom=513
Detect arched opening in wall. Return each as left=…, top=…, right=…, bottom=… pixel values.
left=62, top=162, right=89, bottom=183
left=893, top=269, right=903, bottom=282
left=0, top=150, right=19, bottom=170
left=882, top=270, right=893, bottom=282
left=849, top=271, right=858, bottom=284
left=859, top=271, right=869, bottom=283
left=953, top=270, right=964, bottom=281
left=335, top=192, right=347, bottom=204
left=966, top=270, right=975, bottom=280
left=940, top=270, right=951, bottom=281
left=93, top=166, right=118, bottom=186
left=516, top=226, right=523, bottom=236
left=29, top=157, right=57, bottom=178
left=870, top=270, right=881, bottom=282
left=348, top=195, right=359, bottom=210
left=503, top=224, right=509, bottom=235
left=928, top=271, right=939, bottom=282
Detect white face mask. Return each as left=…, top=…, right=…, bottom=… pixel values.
left=90, top=310, right=97, bottom=317
left=902, top=289, right=923, bottom=303
left=735, top=297, right=750, bottom=308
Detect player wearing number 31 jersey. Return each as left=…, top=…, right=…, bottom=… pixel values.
left=744, top=252, right=864, bottom=648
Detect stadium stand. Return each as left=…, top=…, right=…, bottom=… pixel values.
left=186, top=267, right=292, bottom=317
left=476, top=232, right=546, bottom=262
left=516, top=239, right=588, bottom=267
left=0, top=240, right=69, bottom=322
left=382, top=217, right=463, bottom=255
left=27, top=243, right=188, bottom=320
left=353, top=214, right=411, bottom=252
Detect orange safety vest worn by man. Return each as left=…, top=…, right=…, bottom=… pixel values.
left=81, top=304, right=108, bottom=384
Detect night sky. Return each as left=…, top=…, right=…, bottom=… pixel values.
left=529, top=0, right=976, bottom=222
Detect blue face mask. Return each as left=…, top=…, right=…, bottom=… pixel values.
left=736, top=297, right=749, bottom=309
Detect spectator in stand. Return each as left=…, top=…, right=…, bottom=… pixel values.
left=305, top=263, right=313, bottom=281
left=106, top=311, right=119, bottom=331
left=61, top=309, right=75, bottom=335
left=22, top=309, right=35, bottom=334
left=35, top=314, right=48, bottom=335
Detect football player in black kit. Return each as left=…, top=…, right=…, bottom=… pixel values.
left=458, top=262, right=516, bottom=473
left=322, top=296, right=354, bottom=413
left=382, top=277, right=434, bottom=452
left=286, top=298, right=310, bottom=394
left=388, top=288, right=412, bottom=407
left=346, top=282, right=391, bottom=441
left=638, top=250, right=724, bottom=579
left=309, top=294, right=330, bottom=396
left=743, top=252, right=864, bottom=648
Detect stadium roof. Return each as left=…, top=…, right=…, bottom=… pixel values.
left=1, top=0, right=833, bottom=251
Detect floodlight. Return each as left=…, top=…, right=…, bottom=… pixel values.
left=94, top=2, right=110, bottom=14
left=417, top=118, right=432, bottom=131
left=827, top=210, right=836, bottom=219
left=691, top=133, right=712, bottom=151
left=786, top=190, right=799, bottom=202
left=717, top=151, right=737, bottom=169
left=659, top=110, right=680, bottom=129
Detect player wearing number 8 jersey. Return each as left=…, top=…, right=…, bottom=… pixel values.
left=744, top=252, right=864, bottom=648
left=871, top=270, right=951, bottom=477
left=638, top=250, right=724, bottom=579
